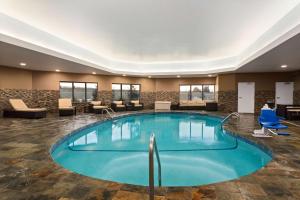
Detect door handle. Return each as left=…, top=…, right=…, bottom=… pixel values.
left=239, top=97, right=242, bottom=99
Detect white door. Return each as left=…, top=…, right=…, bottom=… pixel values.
left=275, top=82, right=294, bottom=105
left=238, top=82, right=255, bottom=113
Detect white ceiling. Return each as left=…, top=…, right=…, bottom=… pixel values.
left=0, top=0, right=300, bottom=75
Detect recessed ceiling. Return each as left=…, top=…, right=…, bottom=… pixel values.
left=0, top=41, right=112, bottom=75
left=237, top=33, right=300, bottom=73
left=0, top=0, right=300, bottom=75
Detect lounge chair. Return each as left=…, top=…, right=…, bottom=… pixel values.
left=178, top=100, right=206, bottom=110
left=111, top=101, right=126, bottom=112
left=3, top=99, right=47, bottom=119
left=58, top=98, right=76, bottom=116
left=89, top=101, right=108, bottom=114
left=253, top=109, right=288, bottom=137
left=127, top=100, right=144, bottom=111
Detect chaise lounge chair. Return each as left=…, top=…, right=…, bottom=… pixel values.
left=3, top=99, right=47, bottom=119
left=58, top=98, right=76, bottom=116
left=111, top=101, right=126, bottom=112
left=253, top=109, right=288, bottom=137
left=88, top=101, right=108, bottom=114
left=127, top=100, right=144, bottom=111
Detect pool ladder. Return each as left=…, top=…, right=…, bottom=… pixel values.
left=149, top=133, right=162, bottom=200
left=101, top=108, right=115, bottom=118
left=221, top=112, right=240, bottom=129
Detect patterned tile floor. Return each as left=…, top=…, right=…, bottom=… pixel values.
left=0, top=111, right=300, bottom=200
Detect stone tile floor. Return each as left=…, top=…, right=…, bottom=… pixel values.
left=0, top=111, right=299, bottom=200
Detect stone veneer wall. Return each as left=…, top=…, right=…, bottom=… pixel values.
left=0, top=89, right=34, bottom=113
left=98, top=90, right=112, bottom=106
left=217, top=91, right=237, bottom=113
left=294, top=90, right=300, bottom=105
left=32, top=90, right=59, bottom=112
left=0, top=88, right=287, bottom=114
left=140, top=92, right=156, bottom=109
left=155, top=91, right=179, bottom=104
left=218, top=90, right=275, bottom=114
left=255, top=90, right=275, bottom=113
left=0, top=89, right=157, bottom=113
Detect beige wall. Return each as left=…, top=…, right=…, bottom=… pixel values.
left=217, top=74, right=236, bottom=91
left=235, top=72, right=293, bottom=91
left=217, top=72, right=294, bottom=91
left=155, top=77, right=216, bottom=91
left=101, top=76, right=156, bottom=92
left=0, top=66, right=32, bottom=89
left=1, top=66, right=297, bottom=93
left=32, top=71, right=156, bottom=92
left=32, top=71, right=215, bottom=92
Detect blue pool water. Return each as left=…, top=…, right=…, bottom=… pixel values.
left=51, top=113, right=272, bottom=186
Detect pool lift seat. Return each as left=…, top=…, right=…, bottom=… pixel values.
left=253, top=109, right=288, bottom=137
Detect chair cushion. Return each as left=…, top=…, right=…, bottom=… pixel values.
left=134, top=104, right=143, bottom=107
left=116, top=105, right=125, bottom=107
left=113, top=101, right=123, bottom=105
left=131, top=100, right=139, bottom=104
left=180, top=100, right=188, bottom=104
left=9, top=99, right=47, bottom=111
left=9, top=99, right=28, bottom=110
left=59, top=98, right=72, bottom=108
left=90, top=101, right=101, bottom=106
left=155, top=101, right=171, bottom=104
left=93, top=105, right=108, bottom=109
left=20, top=108, right=47, bottom=112
left=180, top=99, right=205, bottom=106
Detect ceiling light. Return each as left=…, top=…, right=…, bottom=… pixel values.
left=208, top=74, right=212, bottom=77
left=122, top=74, right=126, bottom=76
left=92, top=72, right=96, bottom=74
left=19, top=62, right=26, bottom=66
left=281, top=65, right=288, bottom=68
left=55, top=69, right=60, bottom=72
left=177, top=75, right=181, bottom=78
left=148, top=76, right=152, bottom=78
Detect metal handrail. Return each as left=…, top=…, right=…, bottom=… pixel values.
left=106, top=107, right=115, bottom=113
left=221, top=112, right=240, bottom=129
left=101, top=108, right=115, bottom=118
left=149, top=134, right=162, bottom=200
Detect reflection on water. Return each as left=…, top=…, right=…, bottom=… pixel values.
left=112, top=119, right=141, bottom=141
left=68, top=114, right=234, bottom=151
left=53, top=113, right=272, bottom=187
left=179, top=119, right=217, bottom=143
left=71, top=130, right=98, bottom=146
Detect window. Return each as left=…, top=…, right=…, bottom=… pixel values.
left=86, top=83, right=98, bottom=102
left=131, top=84, right=140, bottom=100
left=122, top=84, right=131, bottom=102
left=180, top=85, right=190, bottom=101
left=191, top=85, right=202, bottom=100
left=180, top=84, right=215, bottom=101
left=59, top=81, right=98, bottom=102
left=112, top=84, right=121, bottom=100
left=203, top=85, right=215, bottom=100
left=112, top=83, right=141, bottom=102
left=74, top=82, right=85, bottom=102
left=60, top=82, right=73, bottom=99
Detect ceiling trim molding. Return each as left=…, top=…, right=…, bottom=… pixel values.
left=0, top=3, right=300, bottom=75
